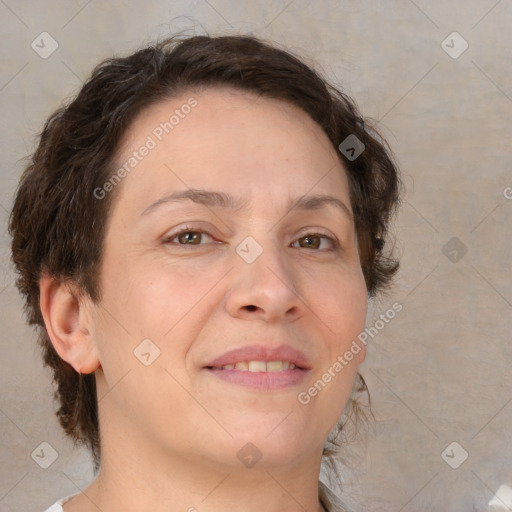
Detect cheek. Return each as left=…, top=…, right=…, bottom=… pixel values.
left=91, top=263, right=221, bottom=407
left=296, top=273, right=367, bottom=440
left=311, top=267, right=368, bottom=345
left=98, top=256, right=229, bottom=357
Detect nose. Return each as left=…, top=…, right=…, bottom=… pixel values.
left=224, top=239, right=304, bottom=324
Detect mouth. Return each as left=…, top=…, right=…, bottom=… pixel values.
left=203, top=345, right=311, bottom=391
left=203, top=344, right=311, bottom=370
left=205, top=360, right=304, bottom=372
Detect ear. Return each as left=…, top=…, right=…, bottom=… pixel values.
left=39, top=273, right=101, bottom=374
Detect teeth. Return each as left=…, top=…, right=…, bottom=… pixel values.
left=218, top=361, right=297, bottom=372
left=248, top=361, right=267, bottom=372
left=266, top=361, right=284, bottom=372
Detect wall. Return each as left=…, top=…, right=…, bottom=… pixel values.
left=0, top=1, right=511, bottom=510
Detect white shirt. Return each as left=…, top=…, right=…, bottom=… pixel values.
left=44, top=480, right=350, bottom=511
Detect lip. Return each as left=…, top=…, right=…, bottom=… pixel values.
left=205, top=368, right=309, bottom=391
left=203, top=344, right=311, bottom=370
left=203, top=344, right=312, bottom=392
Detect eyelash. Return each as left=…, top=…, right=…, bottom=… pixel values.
left=163, top=226, right=339, bottom=251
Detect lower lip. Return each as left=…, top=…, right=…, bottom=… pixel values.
left=205, top=368, right=309, bottom=391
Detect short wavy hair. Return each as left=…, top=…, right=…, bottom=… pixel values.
left=9, top=33, right=401, bottom=475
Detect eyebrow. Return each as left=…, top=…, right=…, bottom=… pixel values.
left=141, top=188, right=353, bottom=221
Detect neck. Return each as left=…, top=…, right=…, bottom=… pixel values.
left=77, top=446, right=326, bottom=512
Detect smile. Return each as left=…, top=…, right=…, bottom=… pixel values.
left=209, top=360, right=298, bottom=372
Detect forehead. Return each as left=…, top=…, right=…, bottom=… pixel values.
left=110, top=87, right=350, bottom=214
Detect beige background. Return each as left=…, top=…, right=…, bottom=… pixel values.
left=1, top=1, right=511, bottom=511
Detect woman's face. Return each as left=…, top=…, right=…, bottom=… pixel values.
left=87, top=87, right=368, bottom=470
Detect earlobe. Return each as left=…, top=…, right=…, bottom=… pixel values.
left=39, top=274, right=100, bottom=374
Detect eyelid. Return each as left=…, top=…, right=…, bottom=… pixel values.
left=295, top=225, right=339, bottom=241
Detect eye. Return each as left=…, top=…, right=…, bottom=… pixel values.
left=163, top=227, right=338, bottom=251
left=163, top=226, right=215, bottom=246
left=291, top=232, right=338, bottom=251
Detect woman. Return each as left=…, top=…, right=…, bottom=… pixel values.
left=9, top=33, right=401, bottom=512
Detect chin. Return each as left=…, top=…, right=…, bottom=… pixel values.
left=225, top=424, right=319, bottom=469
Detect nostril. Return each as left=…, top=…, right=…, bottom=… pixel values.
left=245, top=305, right=257, bottom=312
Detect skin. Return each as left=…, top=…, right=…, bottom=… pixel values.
left=40, top=87, right=368, bottom=512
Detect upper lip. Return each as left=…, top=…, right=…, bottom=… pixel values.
left=204, top=344, right=311, bottom=370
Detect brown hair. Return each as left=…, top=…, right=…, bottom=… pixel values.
left=9, top=33, right=401, bottom=476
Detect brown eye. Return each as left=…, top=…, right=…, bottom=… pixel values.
left=177, top=231, right=202, bottom=245
left=292, top=233, right=337, bottom=251
left=164, top=227, right=215, bottom=246
left=300, top=235, right=321, bottom=249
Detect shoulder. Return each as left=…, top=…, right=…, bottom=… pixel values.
left=44, top=492, right=80, bottom=512
left=318, top=480, right=353, bottom=512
